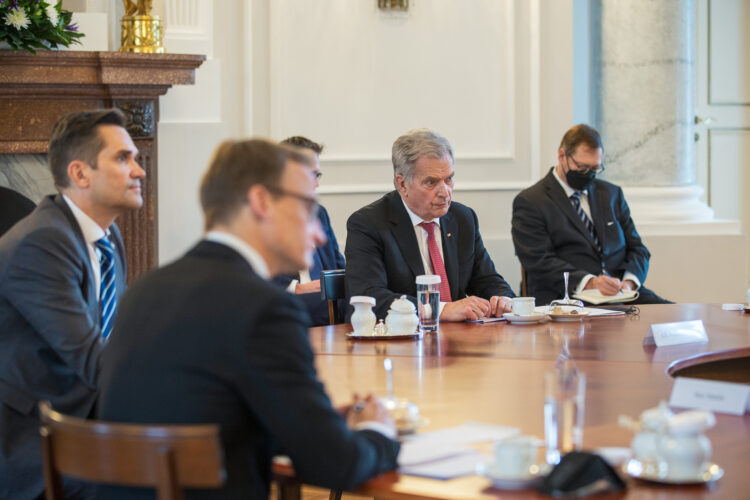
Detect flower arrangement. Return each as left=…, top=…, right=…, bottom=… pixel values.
left=1, top=0, right=83, bottom=53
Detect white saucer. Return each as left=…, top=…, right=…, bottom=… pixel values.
left=503, top=312, right=547, bottom=324
left=623, top=459, right=724, bottom=485
left=477, top=462, right=551, bottom=490
left=547, top=311, right=590, bottom=322
left=346, top=331, right=420, bottom=340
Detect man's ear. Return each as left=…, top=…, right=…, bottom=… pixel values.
left=247, top=184, right=271, bottom=220
left=557, top=147, right=567, bottom=165
left=395, top=174, right=408, bottom=197
left=67, top=160, right=90, bottom=189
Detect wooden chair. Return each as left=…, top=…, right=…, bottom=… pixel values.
left=320, top=269, right=346, bottom=325
left=520, top=265, right=528, bottom=297
left=38, top=401, right=225, bottom=500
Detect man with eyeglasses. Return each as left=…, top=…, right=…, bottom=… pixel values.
left=512, top=124, right=669, bottom=305
left=274, top=136, right=346, bottom=326
left=97, top=139, right=399, bottom=499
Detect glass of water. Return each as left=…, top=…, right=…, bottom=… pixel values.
left=544, top=370, right=586, bottom=465
left=416, top=275, right=440, bottom=333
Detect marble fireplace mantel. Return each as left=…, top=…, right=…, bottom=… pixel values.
left=0, top=51, right=205, bottom=281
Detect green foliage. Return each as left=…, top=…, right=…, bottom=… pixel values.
left=1, top=1, right=84, bottom=54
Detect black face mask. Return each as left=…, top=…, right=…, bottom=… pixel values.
left=566, top=168, right=596, bottom=191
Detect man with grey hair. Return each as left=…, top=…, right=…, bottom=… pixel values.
left=345, top=128, right=515, bottom=321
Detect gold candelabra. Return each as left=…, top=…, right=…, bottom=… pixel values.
left=119, top=0, right=164, bottom=53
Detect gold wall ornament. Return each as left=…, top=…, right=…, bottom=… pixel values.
left=378, top=0, right=408, bottom=11
left=119, top=0, right=164, bottom=53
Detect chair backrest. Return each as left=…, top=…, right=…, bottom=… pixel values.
left=520, top=265, right=528, bottom=297
left=320, top=269, right=346, bottom=325
left=39, top=401, right=225, bottom=500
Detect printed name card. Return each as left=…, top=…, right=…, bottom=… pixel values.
left=643, top=320, right=708, bottom=347
left=670, top=377, right=750, bottom=415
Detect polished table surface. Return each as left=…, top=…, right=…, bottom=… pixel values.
left=305, top=304, right=750, bottom=499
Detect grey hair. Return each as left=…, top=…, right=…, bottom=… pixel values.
left=392, top=128, right=454, bottom=187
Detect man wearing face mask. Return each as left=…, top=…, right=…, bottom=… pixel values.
left=512, top=124, right=669, bottom=305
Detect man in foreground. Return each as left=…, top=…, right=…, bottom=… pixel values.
left=0, top=109, right=141, bottom=499
left=97, top=139, right=399, bottom=499
left=345, top=128, right=515, bottom=321
left=274, top=136, right=346, bottom=326
left=512, top=124, right=669, bottom=305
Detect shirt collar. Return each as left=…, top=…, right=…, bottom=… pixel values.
left=401, top=197, right=441, bottom=228
left=62, top=194, right=107, bottom=244
left=552, top=167, right=588, bottom=198
left=204, top=230, right=270, bottom=280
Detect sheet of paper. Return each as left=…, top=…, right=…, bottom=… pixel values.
left=398, top=440, right=476, bottom=467
left=405, top=421, right=519, bottom=445
left=400, top=449, right=486, bottom=479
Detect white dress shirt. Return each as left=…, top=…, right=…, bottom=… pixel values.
left=551, top=169, right=641, bottom=292
left=62, top=194, right=108, bottom=299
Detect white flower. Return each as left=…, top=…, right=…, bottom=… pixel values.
left=3, top=8, right=31, bottom=30
left=46, top=3, right=60, bottom=27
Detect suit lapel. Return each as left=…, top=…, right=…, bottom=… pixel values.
left=440, top=211, right=458, bottom=301
left=543, top=172, right=599, bottom=251
left=388, top=194, right=425, bottom=279
left=51, top=195, right=99, bottom=306
left=587, top=182, right=607, bottom=252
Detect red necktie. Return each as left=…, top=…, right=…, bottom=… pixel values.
left=418, top=221, right=452, bottom=302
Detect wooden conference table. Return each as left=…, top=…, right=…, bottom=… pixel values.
left=281, top=304, right=750, bottom=499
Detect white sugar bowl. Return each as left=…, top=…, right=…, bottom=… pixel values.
left=658, top=410, right=715, bottom=481
left=385, top=295, right=419, bottom=335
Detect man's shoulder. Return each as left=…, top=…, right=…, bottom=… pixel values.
left=591, top=177, right=623, bottom=197
left=446, top=200, right=477, bottom=221
left=348, top=191, right=395, bottom=222
left=515, top=172, right=552, bottom=202
left=0, top=197, right=78, bottom=258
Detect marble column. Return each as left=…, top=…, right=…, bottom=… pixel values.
left=590, top=0, right=713, bottom=222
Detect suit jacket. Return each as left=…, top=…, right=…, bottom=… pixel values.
left=273, top=205, right=346, bottom=326
left=512, top=169, right=650, bottom=305
left=96, top=241, right=400, bottom=500
left=0, top=186, right=35, bottom=237
left=345, top=191, right=515, bottom=319
left=0, top=194, right=126, bottom=500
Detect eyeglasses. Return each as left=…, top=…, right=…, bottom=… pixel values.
left=266, top=185, right=320, bottom=222
left=566, top=153, right=605, bottom=174
left=313, top=171, right=323, bottom=181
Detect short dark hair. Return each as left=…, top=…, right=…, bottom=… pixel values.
left=559, top=124, right=603, bottom=155
left=281, top=136, right=324, bottom=154
left=200, top=139, right=313, bottom=230
left=48, top=109, right=127, bottom=189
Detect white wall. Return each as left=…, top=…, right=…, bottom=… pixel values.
left=93, top=0, right=745, bottom=302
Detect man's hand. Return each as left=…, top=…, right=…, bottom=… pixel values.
left=489, top=296, right=513, bottom=317
left=295, top=279, right=321, bottom=295
left=585, top=275, right=622, bottom=295
left=440, top=296, right=490, bottom=321
left=346, top=393, right=395, bottom=430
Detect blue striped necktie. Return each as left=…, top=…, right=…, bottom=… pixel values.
left=569, top=191, right=601, bottom=253
left=95, top=237, right=117, bottom=339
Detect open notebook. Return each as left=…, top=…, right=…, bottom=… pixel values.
left=572, top=289, right=639, bottom=305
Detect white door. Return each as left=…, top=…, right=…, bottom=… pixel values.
left=694, top=0, right=750, bottom=283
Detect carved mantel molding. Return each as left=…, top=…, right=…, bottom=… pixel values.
left=0, top=51, right=205, bottom=281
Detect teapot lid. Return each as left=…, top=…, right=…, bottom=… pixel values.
left=350, top=295, right=376, bottom=306
left=640, top=401, right=674, bottom=429
left=668, top=410, right=716, bottom=435
left=389, top=295, right=416, bottom=313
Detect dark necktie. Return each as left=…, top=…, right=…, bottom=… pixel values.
left=570, top=191, right=601, bottom=252
left=95, top=237, right=117, bottom=339
left=418, top=221, right=452, bottom=302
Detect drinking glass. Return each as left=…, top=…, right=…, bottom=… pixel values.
left=548, top=271, right=584, bottom=313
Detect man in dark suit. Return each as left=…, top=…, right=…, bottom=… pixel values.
left=0, top=186, right=35, bottom=237
left=512, top=124, right=669, bottom=305
left=273, top=136, right=346, bottom=326
left=0, top=109, right=143, bottom=500
left=346, top=128, right=515, bottom=321
left=97, top=139, right=399, bottom=500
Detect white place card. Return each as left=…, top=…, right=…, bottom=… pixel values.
left=670, top=377, right=750, bottom=415
left=643, top=320, right=708, bottom=347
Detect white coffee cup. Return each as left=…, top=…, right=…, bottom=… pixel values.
left=512, top=297, right=536, bottom=316
left=493, top=435, right=540, bottom=478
